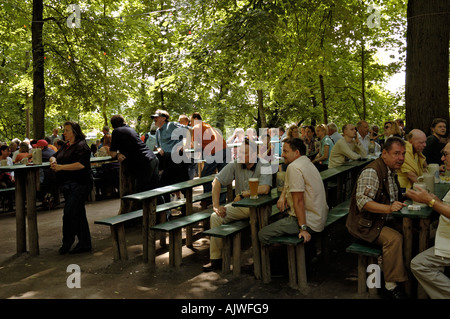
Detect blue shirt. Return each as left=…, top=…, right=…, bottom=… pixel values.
left=156, top=121, right=189, bottom=153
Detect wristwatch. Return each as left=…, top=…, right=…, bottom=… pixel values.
left=300, top=224, right=308, bottom=231
left=428, top=199, right=436, bottom=208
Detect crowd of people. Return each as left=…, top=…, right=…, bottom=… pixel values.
left=1, top=114, right=449, bottom=299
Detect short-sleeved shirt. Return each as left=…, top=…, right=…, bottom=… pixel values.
left=191, top=121, right=226, bottom=157
left=320, top=135, right=334, bottom=165
left=284, top=156, right=328, bottom=232
left=54, top=139, right=92, bottom=185
left=110, top=124, right=156, bottom=173
left=215, top=159, right=272, bottom=194
left=156, top=121, right=189, bottom=154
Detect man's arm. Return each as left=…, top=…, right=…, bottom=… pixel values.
left=406, top=186, right=450, bottom=219
left=212, top=178, right=227, bottom=217
left=291, top=192, right=311, bottom=242
left=405, top=171, right=419, bottom=185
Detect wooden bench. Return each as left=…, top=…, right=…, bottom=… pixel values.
left=94, top=187, right=229, bottom=261
left=346, top=242, right=382, bottom=295
left=150, top=208, right=214, bottom=268
left=269, top=235, right=307, bottom=292
left=202, top=219, right=250, bottom=276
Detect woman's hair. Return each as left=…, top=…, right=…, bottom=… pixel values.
left=103, top=134, right=112, bottom=147
left=315, top=124, right=327, bottom=134
left=384, top=120, right=402, bottom=136
left=286, top=125, right=298, bottom=139
left=19, top=142, right=29, bottom=153
left=64, top=121, right=86, bottom=140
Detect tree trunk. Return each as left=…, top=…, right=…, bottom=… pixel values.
left=257, top=89, right=267, bottom=128
left=319, top=74, right=328, bottom=124
left=405, top=0, right=449, bottom=135
left=32, top=0, right=45, bottom=139
left=361, top=42, right=366, bottom=121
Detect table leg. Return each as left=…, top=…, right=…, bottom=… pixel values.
left=249, top=207, right=261, bottom=280
left=185, top=188, right=193, bottom=248
left=417, top=218, right=431, bottom=299
left=15, top=171, right=26, bottom=254
left=143, top=198, right=157, bottom=269
left=26, top=169, right=39, bottom=256
left=402, top=217, right=413, bottom=297
left=258, top=205, right=271, bottom=283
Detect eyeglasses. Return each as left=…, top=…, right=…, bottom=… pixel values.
left=441, top=150, right=449, bottom=157
left=384, top=125, right=390, bottom=129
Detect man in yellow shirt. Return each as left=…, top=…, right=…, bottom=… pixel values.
left=397, top=129, right=427, bottom=189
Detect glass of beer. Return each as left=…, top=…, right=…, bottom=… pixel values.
left=249, top=178, right=259, bottom=199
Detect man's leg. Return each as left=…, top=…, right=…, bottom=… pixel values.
left=411, top=246, right=450, bottom=299
left=204, top=206, right=249, bottom=271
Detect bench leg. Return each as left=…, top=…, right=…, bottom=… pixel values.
left=117, top=224, right=128, bottom=261
left=159, top=211, right=167, bottom=248
left=232, top=233, right=241, bottom=277
left=286, top=246, right=297, bottom=289
left=295, top=244, right=308, bottom=292
left=109, top=226, right=120, bottom=261
left=321, top=229, right=331, bottom=264
left=222, top=237, right=232, bottom=275
left=358, top=255, right=368, bottom=294
left=169, top=229, right=182, bottom=268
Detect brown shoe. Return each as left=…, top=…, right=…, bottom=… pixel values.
left=202, top=259, right=222, bottom=272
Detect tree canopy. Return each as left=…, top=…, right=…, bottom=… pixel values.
left=0, top=0, right=414, bottom=142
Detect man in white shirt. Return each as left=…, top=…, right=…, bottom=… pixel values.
left=407, top=140, right=450, bottom=299
left=356, top=120, right=371, bottom=153
left=258, top=138, right=328, bottom=267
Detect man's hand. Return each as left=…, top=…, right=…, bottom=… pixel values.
left=213, top=206, right=227, bottom=218
left=389, top=201, right=407, bottom=213
left=277, top=196, right=287, bottom=212
left=298, top=230, right=311, bottom=243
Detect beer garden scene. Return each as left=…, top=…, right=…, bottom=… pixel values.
left=0, top=0, right=449, bottom=313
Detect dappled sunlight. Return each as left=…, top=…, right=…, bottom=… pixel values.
left=9, top=291, right=40, bottom=299
left=182, top=272, right=229, bottom=298
left=20, top=267, right=57, bottom=282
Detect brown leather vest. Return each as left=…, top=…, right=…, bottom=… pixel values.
left=346, top=157, right=403, bottom=243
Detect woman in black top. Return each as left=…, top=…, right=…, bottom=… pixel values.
left=50, top=121, right=93, bottom=255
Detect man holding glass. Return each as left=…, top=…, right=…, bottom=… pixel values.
left=202, top=138, right=272, bottom=272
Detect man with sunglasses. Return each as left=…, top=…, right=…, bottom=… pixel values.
left=406, top=141, right=450, bottom=298
left=202, top=138, right=272, bottom=272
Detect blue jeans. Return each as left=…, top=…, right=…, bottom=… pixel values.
left=60, top=181, right=92, bottom=249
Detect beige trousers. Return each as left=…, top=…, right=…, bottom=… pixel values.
left=375, top=226, right=409, bottom=283
left=209, top=205, right=249, bottom=260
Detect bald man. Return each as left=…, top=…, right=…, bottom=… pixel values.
left=397, top=129, right=427, bottom=189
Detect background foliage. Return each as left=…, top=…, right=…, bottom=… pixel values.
left=0, top=0, right=408, bottom=142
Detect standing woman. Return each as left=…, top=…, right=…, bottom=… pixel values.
left=50, top=121, right=93, bottom=255
left=312, top=124, right=334, bottom=171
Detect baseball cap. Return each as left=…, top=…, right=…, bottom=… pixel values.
left=150, top=110, right=169, bottom=119
left=36, top=139, right=48, bottom=148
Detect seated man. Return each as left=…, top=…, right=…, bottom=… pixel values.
left=328, top=123, right=367, bottom=168
left=422, top=118, right=447, bottom=166
left=346, top=136, right=408, bottom=299
left=258, top=138, right=328, bottom=266
left=397, top=129, right=427, bottom=190
left=203, top=138, right=272, bottom=272
left=406, top=140, right=450, bottom=299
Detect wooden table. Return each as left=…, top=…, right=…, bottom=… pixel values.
left=232, top=189, right=279, bottom=282
left=393, top=182, right=450, bottom=298
left=0, top=156, right=116, bottom=256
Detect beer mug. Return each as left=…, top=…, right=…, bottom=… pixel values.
left=427, top=164, right=440, bottom=183
left=276, top=171, right=285, bottom=192
left=412, top=181, right=428, bottom=207
left=0, top=159, right=7, bottom=166
left=21, top=157, right=28, bottom=165
left=248, top=178, right=259, bottom=199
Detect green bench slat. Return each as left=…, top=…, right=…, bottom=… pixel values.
left=95, top=209, right=144, bottom=226
left=0, top=187, right=15, bottom=193
left=203, top=219, right=250, bottom=238
left=269, top=235, right=304, bottom=245
left=325, top=199, right=351, bottom=227
left=150, top=209, right=214, bottom=232
left=346, top=242, right=382, bottom=258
